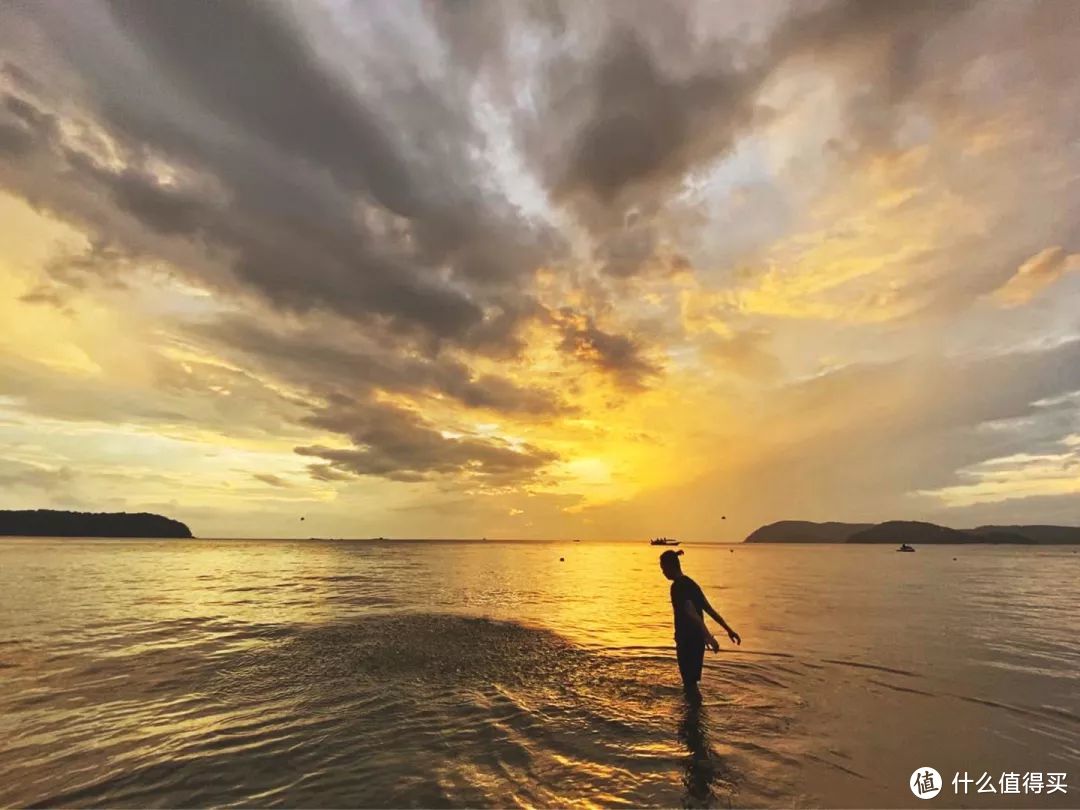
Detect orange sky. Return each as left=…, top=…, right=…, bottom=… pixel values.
left=1, top=2, right=1078, bottom=539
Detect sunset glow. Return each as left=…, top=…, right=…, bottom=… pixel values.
left=1, top=2, right=1078, bottom=539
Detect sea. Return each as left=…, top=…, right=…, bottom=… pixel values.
left=1, top=538, right=1077, bottom=808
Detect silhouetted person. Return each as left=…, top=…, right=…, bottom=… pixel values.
left=660, top=549, right=740, bottom=699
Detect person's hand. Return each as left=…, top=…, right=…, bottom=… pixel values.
left=705, top=633, right=720, bottom=652
left=727, top=628, right=741, bottom=646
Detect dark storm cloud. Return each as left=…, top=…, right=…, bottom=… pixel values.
left=67, top=154, right=208, bottom=237
left=0, top=91, right=55, bottom=156
left=543, top=30, right=762, bottom=208
left=45, top=127, right=493, bottom=342
left=3, top=93, right=58, bottom=138
left=201, top=318, right=569, bottom=417
left=102, top=0, right=419, bottom=215
left=0, top=1, right=556, bottom=349
left=520, top=0, right=975, bottom=277
left=554, top=309, right=660, bottom=390
left=2, top=61, right=41, bottom=92
left=19, top=240, right=133, bottom=310
left=297, top=399, right=558, bottom=484
left=0, top=121, right=33, bottom=157
left=0, top=0, right=980, bottom=338
left=0, top=1, right=617, bottom=512
left=767, top=0, right=970, bottom=62
left=46, top=239, right=126, bottom=284
left=0, top=0, right=1020, bottom=502
left=768, top=0, right=975, bottom=152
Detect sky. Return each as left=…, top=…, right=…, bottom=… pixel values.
left=0, top=0, right=1078, bottom=540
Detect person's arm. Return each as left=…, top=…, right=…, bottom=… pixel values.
left=682, top=599, right=720, bottom=651
left=703, top=597, right=741, bottom=645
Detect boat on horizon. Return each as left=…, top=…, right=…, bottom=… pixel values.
left=897, top=543, right=915, bottom=552
left=650, top=537, right=680, bottom=546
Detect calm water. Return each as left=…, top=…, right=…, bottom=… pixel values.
left=1, top=539, right=1077, bottom=808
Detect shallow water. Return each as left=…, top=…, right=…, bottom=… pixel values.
left=1, top=538, right=1077, bottom=807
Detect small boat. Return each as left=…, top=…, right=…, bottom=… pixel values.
left=650, top=537, right=680, bottom=546
left=897, top=543, right=915, bottom=552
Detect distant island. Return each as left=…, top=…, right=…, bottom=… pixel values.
left=745, top=520, right=1080, bottom=544
left=0, top=510, right=193, bottom=538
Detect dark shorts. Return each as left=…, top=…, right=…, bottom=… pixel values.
left=676, top=639, right=705, bottom=686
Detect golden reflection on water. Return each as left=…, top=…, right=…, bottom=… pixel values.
left=0, top=538, right=1077, bottom=808
left=679, top=699, right=738, bottom=808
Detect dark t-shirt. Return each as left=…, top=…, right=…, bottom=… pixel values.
left=670, top=575, right=707, bottom=645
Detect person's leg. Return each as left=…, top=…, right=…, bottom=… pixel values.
left=677, top=641, right=706, bottom=697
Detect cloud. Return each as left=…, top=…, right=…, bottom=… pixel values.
left=0, top=0, right=582, bottom=494
left=582, top=338, right=1080, bottom=537
left=0, top=1, right=557, bottom=353
left=305, top=464, right=354, bottom=484
left=1, top=0, right=1079, bottom=537
left=0, top=349, right=304, bottom=441
left=993, top=247, right=1080, bottom=307
left=199, top=317, right=568, bottom=418
left=514, top=0, right=979, bottom=286
left=252, top=473, right=291, bottom=488
left=19, top=240, right=131, bottom=308
left=104, top=0, right=422, bottom=214
left=701, top=328, right=782, bottom=380
left=553, top=308, right=660, bottom=390
left=297, top=398, right=558, bottom=485
left=540, top=29, right=763, bottom=210
left=530, top=0, right=970, bottom=211
left=0, top=460, right=74, bottom=491
left=0, top=93, right=49, bottom=156
left=2, top=92, right=58, bottom=140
